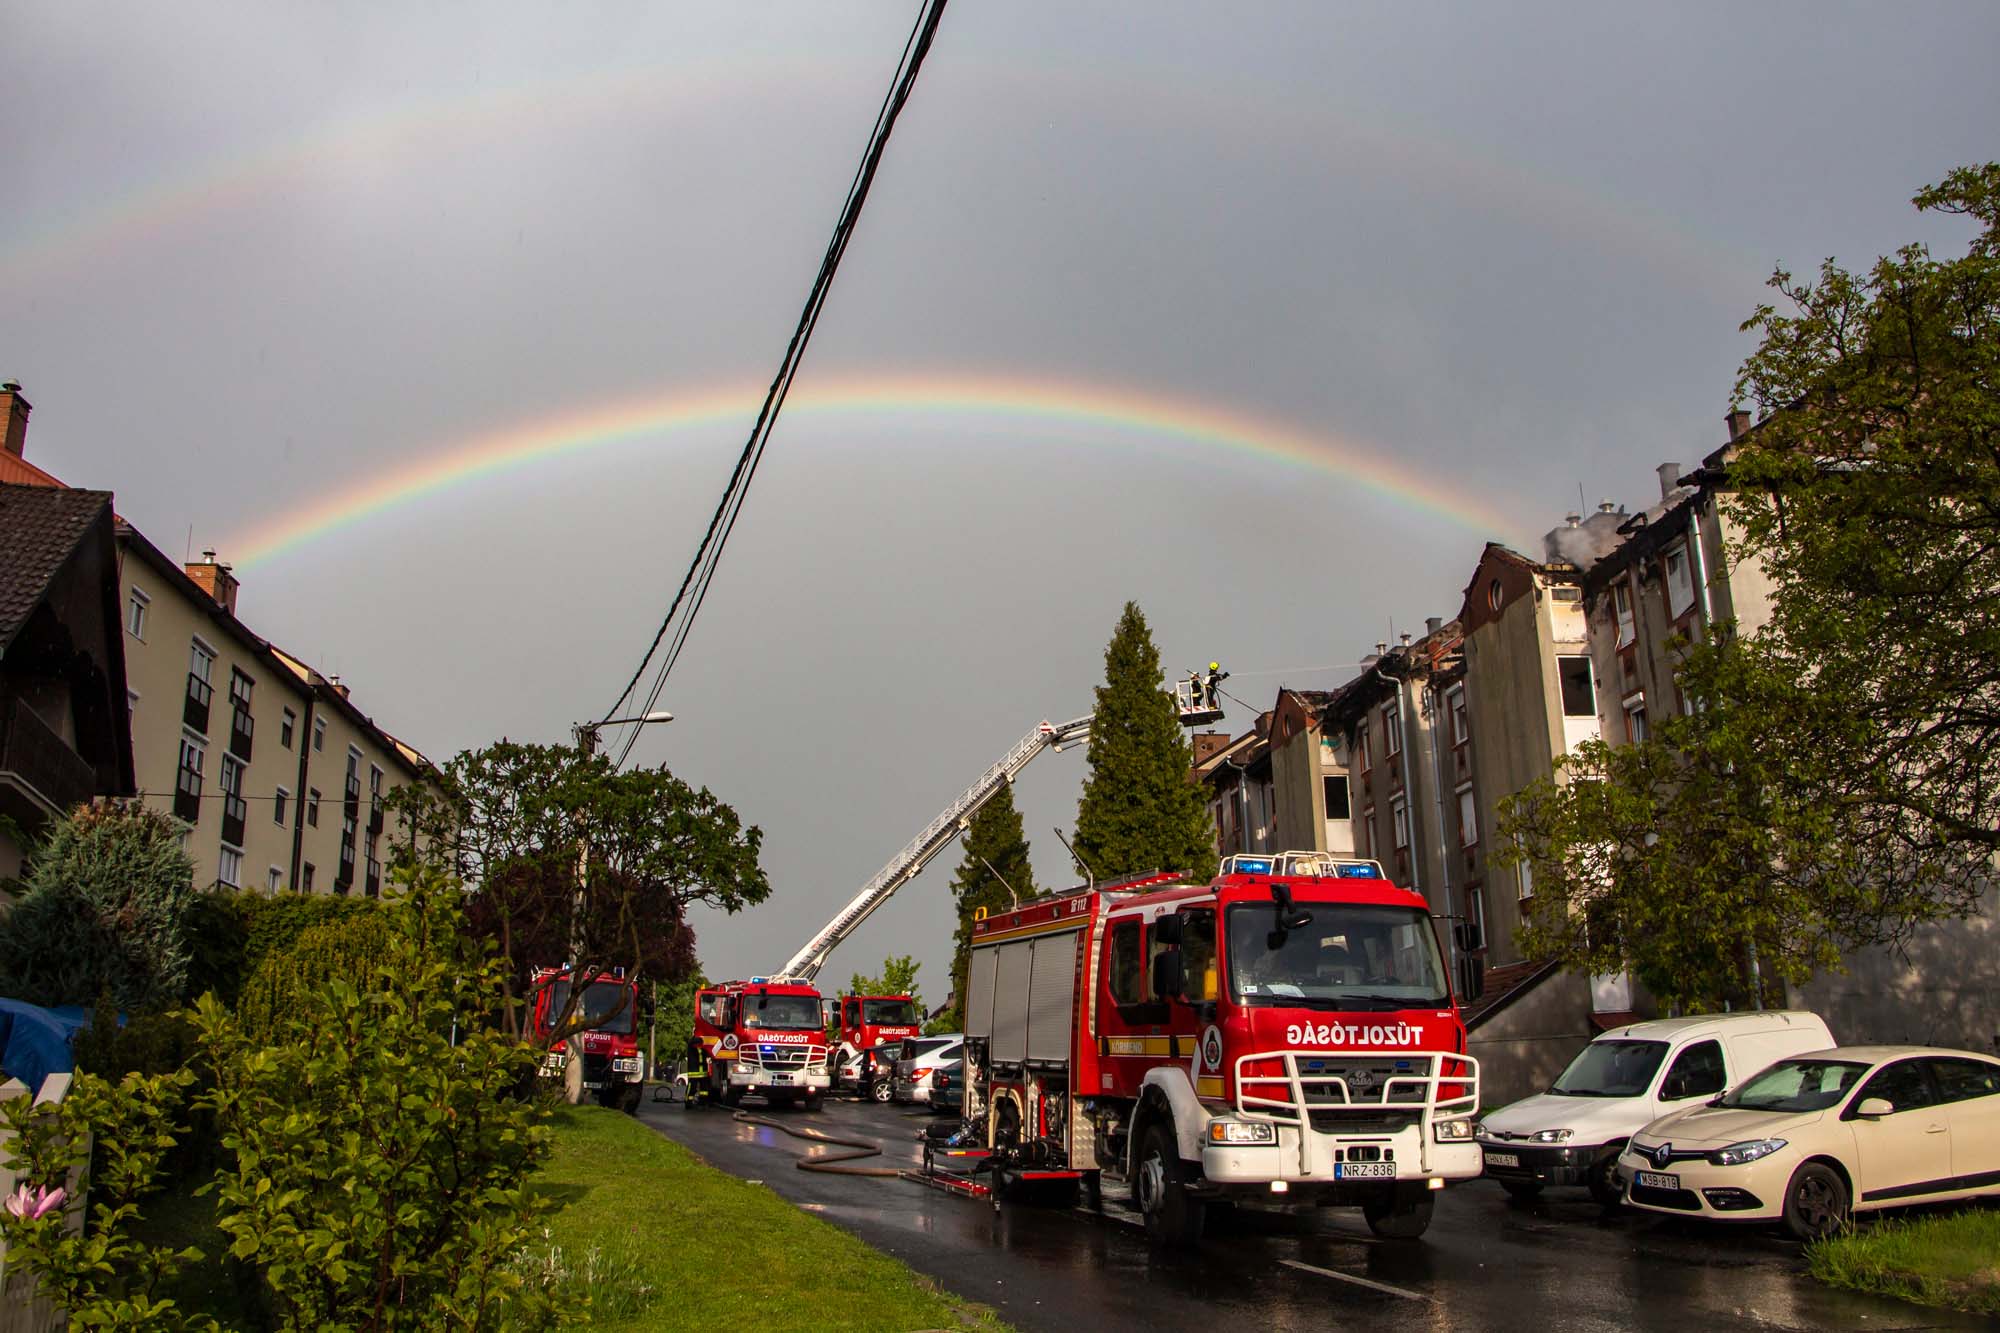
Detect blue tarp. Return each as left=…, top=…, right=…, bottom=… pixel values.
left=0, top=998, right=87, bottom=1097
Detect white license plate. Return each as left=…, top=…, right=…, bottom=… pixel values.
left=1335, top=1162, right=1395, bottom=1180
left=1484, top=1152, right=1520, bottom=1169
left=612, top=1058, right=641, bottom=1073
left=1636, top=1170, right=1679, bottom=1190
left=769, top=1074, right=792, bottom=1084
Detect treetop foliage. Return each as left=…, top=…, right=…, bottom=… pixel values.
left=845, top=954, right=922, bottom=1009
left=942, top=782, right=1036, bottom=1028
left=1074, top=602, right=1217, bottom=885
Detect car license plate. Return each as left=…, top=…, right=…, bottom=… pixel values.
left=1335, top=1162, right=1395, bottom=1180
left=1636, top=1170, right=1679, bottom=1190
left=770, top=1074, right=792, bottom=1085
left=1484, top=1152, right=1521, bottom=1169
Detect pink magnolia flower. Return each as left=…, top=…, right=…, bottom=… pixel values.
left=4, top=1184, right=66, bottom=1220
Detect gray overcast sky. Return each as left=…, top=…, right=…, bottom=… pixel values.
left=5, top=2, right=1996, bottom=997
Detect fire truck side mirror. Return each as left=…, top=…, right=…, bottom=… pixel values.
left=1151, top=913, right=1184, bottom=946
left=1152, top=950, right=1187, bottom=1001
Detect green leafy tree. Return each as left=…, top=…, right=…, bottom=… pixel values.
left=1073, top=602, right=1216, bottom=885
left=234, top=912, right=395, bottom=1042
left=845, top=954, right=922, bottom=1009
left=391, top=740, right=764, bottom=1045
left=0, top=804, right=197, bottom=1011
left=1497, top=164, right=2000, bottom=1008
left=0, top=1067, right=211, bottom=1331
left=939, top=784, right=1037, bottom=1028
left=653, top=965, right=709, bottom=1070
left=191, top=864, right=560, bottom=1330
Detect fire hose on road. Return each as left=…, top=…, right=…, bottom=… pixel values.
left=730, top=1111, right=906, bottom=1177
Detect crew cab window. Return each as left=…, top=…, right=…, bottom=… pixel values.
left=698, top=995, right=723, bottom=1026
left=1660, top=1039, right=1725, bottom=1100
left=1928, top=1057, right=2000, bottom=1104
left=1107, top=919, right=1144, bottom=1005
left=844, top=999, right=859, bottom=1027
left=1853, top=1059, right=1937, bottom=1114
left=1181, top=910, right=1217, bottom=1003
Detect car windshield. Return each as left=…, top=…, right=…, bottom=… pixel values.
left=1720, top=1058, right=1870, bottom=1113
left=1550, top=1040, right=1667, bottom=1097
left=1226, top=903, right=1449, bottom=1008
left=901, top=1037, right=950, bottom=1060
left=742, top=993, right=822, bottom=1030
left=546, top=979, right=635, bottom=1035
left=862, top=999, right=919, bottom=1025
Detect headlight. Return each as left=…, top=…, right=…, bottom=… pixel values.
left=1709, top=1138, right=1787, bottom=1166
left=1433, top=1118, right=1474, bottom=1142
left=1208, top=1119, right=1277, bottom=1144
left=1529, top=1128, right=1573, bottom=1144
left=1473, top=1121, right=1489, bottom=1139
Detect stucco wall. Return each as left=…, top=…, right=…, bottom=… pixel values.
left=1467, top=968, right=1595, bottom=1108
left=1790, top=890, right=2000, bottom=1056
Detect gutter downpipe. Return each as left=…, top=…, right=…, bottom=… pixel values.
left=1372, top=658, right=1435, bottom=902
left=1421, top=674, right=1461, bottom=989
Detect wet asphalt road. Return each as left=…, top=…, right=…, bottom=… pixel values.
left=636, top=1093, right=1989, bottom=1332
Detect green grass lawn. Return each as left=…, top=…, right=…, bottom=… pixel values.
left=532, top=1104, right=1002, bottom=1332
left=1806, top=1205, right=2000, bottom=1316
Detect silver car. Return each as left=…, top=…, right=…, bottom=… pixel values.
left=890, top=1035, right=963, bottom=1105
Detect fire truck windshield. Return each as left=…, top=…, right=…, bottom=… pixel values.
left=1226, top=903, right=1448, bottom=1009
left=744, top=993, right=823, bottom=1030
left=546, top=979, right=636, bottom=1035
left=861, top=999, right=919, bottom=1025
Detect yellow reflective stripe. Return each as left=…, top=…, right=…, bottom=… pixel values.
left=1196, top=1076, right=1225, bottom=1098
left=1105, top=1036, right=1176, bottom=1057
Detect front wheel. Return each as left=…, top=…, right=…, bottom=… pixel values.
left=721, top=1085, right=745, bottom=1108
left=802, top=1091, right=822, bottom=1112
left=870, top=1079, right=894, bottom=1104
left=1782, top=1161, right=1849, bottom=1241
left=1363, top=1184, right=1435, bottom=1239
left=1133, top=1121, right=1205, bottom=1246
left=1587, top=1152, right=1624, bottom=1208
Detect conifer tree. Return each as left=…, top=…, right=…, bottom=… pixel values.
left=1073, top=602, right=1218, bottom=885
left=942, top=783, right=1037, bottom=1027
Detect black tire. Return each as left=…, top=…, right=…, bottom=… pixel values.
left=1502, top=1180, right=1543, bottom=1203
left=1587, top=1152, right=1623, bottom=1208
left=721, top=1084, right=745, bottom=1108
left=802, top=1091, right=822, bottom=1112
left=1363, top=1184, right=1436, bottom=1239
left=870, top=1078, right=894, bottom=1104
left=1782, top=1161, right=1849, bottom=1242
left=1133, top=1121, right=1205, bottom=1246
left=619, top=1085, right=643, bottom=1115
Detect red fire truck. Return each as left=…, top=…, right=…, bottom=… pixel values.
left=689, top=978, right=831, bottom=1109
left=960, top=852, right=1480, bottom=1243
left=830, top=993, right=924, bottom=1101
left=531, top=966, right=646, bottom=1113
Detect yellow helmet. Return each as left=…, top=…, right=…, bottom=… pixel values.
left=1209, top=662, right=1220, bottom=672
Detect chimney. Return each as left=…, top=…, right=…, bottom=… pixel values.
left=1597, top=499, right=1617, bottom=514
left=1425, top=616, right=1444, bottom=637
left=1657, top=462, right=1682, bottom=499
left=1, top=382, right=29, bottom=458
left=1399, top=632, right=1413, bottom=647
left=1725, top=408, right=1753, bottom=441
left=328, top=674, right=350, bottom=699
left=1192, top=732, right=1231, bottom=766
left=1565, top=512, right=1581, bottom=528
left=184, top=549, right=241, bottom=616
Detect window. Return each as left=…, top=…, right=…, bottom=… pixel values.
left=218, top=845, right=242, bottom=888
left=1664, top=543, right=1695, bottom=619
left=175, top=732, right=206, bottom=822
left=267, top=866, right=282, bottom=893
left=1661, top=1040, right=1726, bottom=1099
left=1383, top=705, right=1401, bottom=755
left=1457, top=785, right=1478, bottom=846
left=313, top=716, right=326, bottom=752
left=1613, top=581, right=1635, bottom=648
left=346, top=748, right=361, bottom=782
left=1391, top=797, right=1409, bottom=850
left=369, top=764, right=382, bottom=795
left=1486, top=578, right=1503, bottom=612
left=302, top=862, right=315, bottom=893
left=1518, top=861, right=1535, bottom=902
left=1624, top=695, right=1648, bottom=743
left=127, top=688, right=139, bottom=720
left=1448, top=687, right=1468, bottom=749
left=189, top=640, right=215, bottom=689
left=1558, top=656, right=1595, bottom=718
left=273, top=786, right=289, bottom=825
left=1107, top=920, right=1144, bottom=1005
left=229, top=668, right=254, bottom=711
left=1929, top=1057, right=2000, bottom=1103
left=1322, top=774, right=1351, bottom=821
left=1463, top=888, right=1487, bottom=953
left=1357, top=808, right=1373, bottom=857
left=126, top=587, right=150, bottom=640
left=1550, top=585, right=1582, bottom=603
left=1181, top=909, right=1217, bottom=1003
left=306, top=788, right=320, bottom=827
left=1356, top=720, right=1371, bottom=773
left=280, top=708, right=296, bottom=749
left=1853, top=1060, right=1937, bottom=1115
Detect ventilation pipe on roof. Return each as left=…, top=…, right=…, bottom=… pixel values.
left=1658, top=463, right=1682, bottom=499
left=1425, top=616, right=1444, bottom=637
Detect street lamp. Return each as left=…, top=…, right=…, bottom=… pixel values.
left=574, top=710, right=674, bottom=757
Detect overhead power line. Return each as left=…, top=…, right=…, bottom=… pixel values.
left=601, top=0, right=951, bottom=767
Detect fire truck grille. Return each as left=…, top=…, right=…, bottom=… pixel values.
left=741, top=1044, right=820, bottom=1070
left=1307, top=1109, right=1423, bottom=1135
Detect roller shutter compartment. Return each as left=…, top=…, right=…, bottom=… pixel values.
left=1026, top=930, right=1081, bottom=1063
left=991, top=941, right=1034, bottom=1064
left=966, top=945, right=1000, bottom=1039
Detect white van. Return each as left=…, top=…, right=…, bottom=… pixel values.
left=1476, top=1011, right=1835, bottom=1204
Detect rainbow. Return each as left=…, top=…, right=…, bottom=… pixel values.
left=226, top=372, right=1529, bottom=567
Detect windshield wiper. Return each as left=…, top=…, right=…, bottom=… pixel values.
left=1338, top=992, right=1445, bottom=1011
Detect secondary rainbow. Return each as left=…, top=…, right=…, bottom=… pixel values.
left=227, top=373, right=1526, bottom=569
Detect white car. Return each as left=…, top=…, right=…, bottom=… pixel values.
left=1618, top=1045, right=2000, bottom=1239
left=1478, top=1011, right=1833, bottom=1204
left=890, top=1035, right=962, bottom=1105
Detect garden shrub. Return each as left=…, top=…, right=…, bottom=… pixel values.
left=234, top=912, right=394, bottom=1043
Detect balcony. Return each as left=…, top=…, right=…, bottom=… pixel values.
left=183, top=673, right=212, bottom=734
left=222, top=793, right=247, bottom=848
left=343, top=775, right=361, bottom=816
left=229, top=706, right=254, bottom=761
left=364, top=858, right=381, bottom=898
left=367, top=804, right=384, bottom=837
left=173, top=765, right=202, bottom=824
left=1, top=697, right=96, bottom=817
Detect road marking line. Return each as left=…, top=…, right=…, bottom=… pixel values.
left=1279, top=1258, right=1432, bottom=1302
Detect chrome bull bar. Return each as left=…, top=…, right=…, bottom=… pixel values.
left=1231, top=1048, right=1480, bottom=1176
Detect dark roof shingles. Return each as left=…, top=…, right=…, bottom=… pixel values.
left=0, top=484, right=114, bottom=652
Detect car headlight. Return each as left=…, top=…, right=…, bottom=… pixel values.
left=1529, top=1128, right=1573, bottom=1144
left=1208, top=1119, right=1277, bottom=1144
left=1434, top=1118, right=1474, bottom=1142
left=1709, top=1138, right=1787, bottom=1166
left=1473, top=1120, right=1489, bottom=1139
